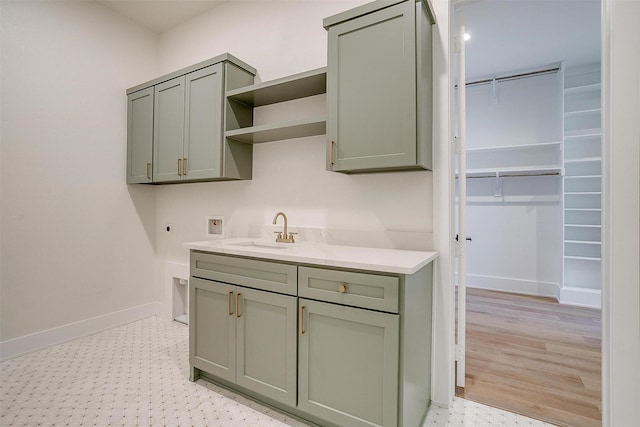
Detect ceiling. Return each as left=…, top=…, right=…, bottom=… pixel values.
left=95, top=0, right=601, bottom=79
left=460, top=0, right=601, bottom=80
left=96, top=0, right=227, bottom=33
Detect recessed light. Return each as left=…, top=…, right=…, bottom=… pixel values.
left=464, top=33, right=471, bottom=41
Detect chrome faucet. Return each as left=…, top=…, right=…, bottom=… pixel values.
left=272, top=212, right=296, bottom=243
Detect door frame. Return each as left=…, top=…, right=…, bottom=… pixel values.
left=432, top=1, right=640, bottom=425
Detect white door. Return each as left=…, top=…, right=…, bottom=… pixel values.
left=455, top=11, right=468, bottom=389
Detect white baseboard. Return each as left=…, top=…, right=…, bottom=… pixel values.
left=457, top=273, right=560, bottom=300
left=0, top=302, right=163, bottom=362
left=559, top=286, right=602, bottom=309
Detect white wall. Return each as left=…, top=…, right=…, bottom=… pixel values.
left=153, top=0, right=435, bottom=272
left=0, top=1, right=159, bottom=352
left=460, top=74, right=563, bottom=297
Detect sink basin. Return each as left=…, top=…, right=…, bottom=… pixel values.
left=227, top=240, right=296, bottom=250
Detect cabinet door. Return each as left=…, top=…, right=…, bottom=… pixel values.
left=327, top=0, right=416, bottom=172
left=126, top=88, right=154, bottom=183
left=183, top=63, right=224, bottom=180
left=298, top=299, right=399, bottom=427
left=189, top=278, right=236, bottom=383
left=153, top=76, right=185, bottom=182
left=236, top=288, right=297, bottom=407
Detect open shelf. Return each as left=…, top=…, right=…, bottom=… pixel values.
left=565, top=239, right=601, bottom=245
left=225, top=116, right=326, bottom=144
left=227, top=67, right=326, bottom=107
left=225, top=67, right=327, bottom=144
left=564, top=157, right=602, bottom=164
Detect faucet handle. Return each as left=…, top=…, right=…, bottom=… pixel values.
left=287, top=232, right=298, bottom=243
left=273, top=231, right=283, bottom=240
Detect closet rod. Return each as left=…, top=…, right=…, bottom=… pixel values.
left=459, top=66, right=560, bottom=88
left=456, top=171, right=561, bottom=179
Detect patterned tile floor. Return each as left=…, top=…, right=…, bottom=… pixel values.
left=0, top=317, right=554, bottom=427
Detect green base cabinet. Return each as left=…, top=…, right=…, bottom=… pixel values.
left=324, top=0, right=434, bottom=173
left=190, top=277, right=297, bottom=407
left=126, top=54, right=256, bottom=184
left=298, top=298, right=399, bottom=427
left=189, top=250, right=433, bottom=427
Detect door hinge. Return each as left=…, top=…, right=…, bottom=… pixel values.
left=455, top=241, right=465, bottom=258
left=454, top=136, right=465, bottom=154
left=455, top=344, right=465, bottom=362
left=454, top=36, right=463, bottom=54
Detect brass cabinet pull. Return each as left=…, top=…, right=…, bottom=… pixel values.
left=227, top=291, right=233, bottom=316
left=236, top=293, right=241, bottom=318
left=330, top=141, right=335, bottom=166
left=177, top=158, right=182, bottom=176
left=182, top=158, right=187, bottom=176
left=300, top=305, right=306, bottom=335
left=338, top=284, right=347, bottom=294
left=146, top=163, right=151, bottom=180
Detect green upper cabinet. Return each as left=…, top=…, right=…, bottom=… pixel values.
left=126, top=87, right=154, bottom=183
left=126, top=54, right=256, bottom=184
left=324, top=0, right=434, bottom=173
left=184, top=65, right=225, bottom=180
left=153, top=75, right=186, bottom=182
left=153, top=64, right=224, bottom=182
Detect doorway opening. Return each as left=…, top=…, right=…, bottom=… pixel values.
left=453, top=1, right=602, bottom=426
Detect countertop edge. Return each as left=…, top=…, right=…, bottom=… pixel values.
left=184, top=240, right=439, bottom=275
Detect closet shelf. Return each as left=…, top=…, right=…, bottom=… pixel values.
left=564, top=128, right=602, bottom=138
left=457, top=166, right=563, bottom=178
left=565, top=191, right=602, bottom=195
left=564, top=224, right=602, bottom=228
left=564, top=157, right=601, bottom=164
left=565, top=239, right=602, bottom=245
left=564, top=83, right=601, bottom=95
left=465, top=141, right=561, bottom=153
left=564, top=108, right=601, bottom=117
left=564, top=255, right=602, bottom=261
left=225, top=116, right=326, bottom=144
left=564, top=175, right=602, bottom=179
left=564, top=208, right=602, bottom=212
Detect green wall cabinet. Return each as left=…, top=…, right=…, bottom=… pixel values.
left=126, top=87, right=154, bottom=183
left=189, top=277, right=297, bottom=407
left=324, top=0, right=434, bottom=173
left=126, top=54, right=256, bottom=184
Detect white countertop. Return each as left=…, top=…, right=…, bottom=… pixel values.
left=184, top=238, right=438, bottom=275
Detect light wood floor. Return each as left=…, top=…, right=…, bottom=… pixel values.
left=456, top=288, right=601, bottom=427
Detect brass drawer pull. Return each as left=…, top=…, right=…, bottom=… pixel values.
left=338, top=284, right=347, bottom=293
left=182, top=157, right=187, bottom=176
left=146, top=163, right=151, bottom=180
left=227, top=291, right=233, bottom=316
left=236, top=293, right=241, bottom=318
left=300, top=305, right=306, bottom=335
left=177, top=158, right=182, bottom=176
left=330, top=141, right=335, bottom=166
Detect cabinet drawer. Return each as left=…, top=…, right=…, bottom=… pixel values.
left=191, top=252, right=297, bottom=296
left=298, top=267, right=399, bottom=313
